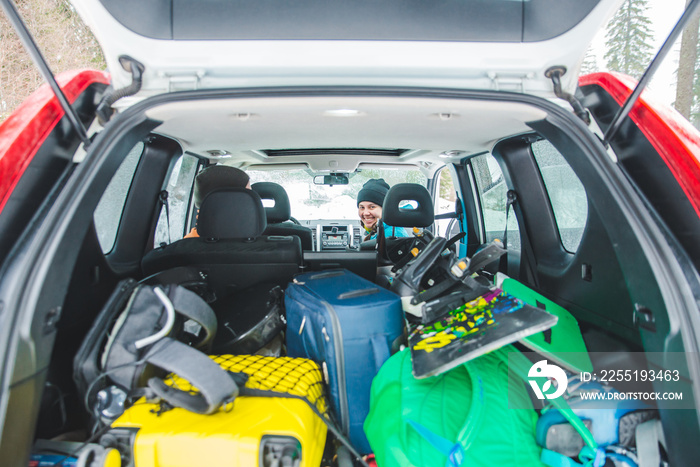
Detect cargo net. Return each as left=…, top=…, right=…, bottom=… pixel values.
left=164, top=355, right=328, bottom=415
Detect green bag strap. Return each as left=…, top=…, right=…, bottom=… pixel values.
left=508, top=351, right=598, bottom=449
left=406, top=419, right=465, bottom=467
left=507, top=350, right=609, bottom=467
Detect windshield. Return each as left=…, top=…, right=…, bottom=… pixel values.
left=247, top=168, right=427, bottom=221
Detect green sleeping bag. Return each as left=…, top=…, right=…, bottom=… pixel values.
left=364, top=346, right=546, bottom=467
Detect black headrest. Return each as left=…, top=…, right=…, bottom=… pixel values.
left=251, top=182, right=291, bottom=223
left=197, top=188, right=267, bottom=239
left=383, top=183, right=434, bottom=228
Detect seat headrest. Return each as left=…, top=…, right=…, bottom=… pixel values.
left=382, top=183, right=434, bottom=228
left=251, top=182, right=291, bottom=223
left=197, top=188, right=267, bottom=239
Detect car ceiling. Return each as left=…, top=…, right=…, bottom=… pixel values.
left=145, top=95, right=548, bottom=171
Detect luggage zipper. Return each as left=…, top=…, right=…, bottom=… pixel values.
left=295, top=281, right=350, bottom=434
left=320, top=301, right=350, bottom=436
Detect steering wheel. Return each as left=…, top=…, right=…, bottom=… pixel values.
left=289, top=216, right=301, bottom=225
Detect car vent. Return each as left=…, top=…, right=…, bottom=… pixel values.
left=353, top=226, right=362, bottom=242
left=263, top=148, right=408, bottom=158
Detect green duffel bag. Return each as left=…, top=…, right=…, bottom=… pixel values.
left=364, top=346, right=546, bottom=467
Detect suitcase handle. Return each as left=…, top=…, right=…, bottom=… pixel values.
left=338, top=288, right=380, bottom=300
left=308, top=270, right=346, bottom=280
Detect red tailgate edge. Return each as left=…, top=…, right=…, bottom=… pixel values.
left=579, top=72, right=700, bottom=220
left=0, top=69, right=110, bottom=215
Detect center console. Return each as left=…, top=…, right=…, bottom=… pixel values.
left=316, top=224, right=356, bottom=251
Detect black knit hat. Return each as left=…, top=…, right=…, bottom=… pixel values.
left=357, top=178, right=390, bottom=207
left=194, top=165, right=250, bottom=208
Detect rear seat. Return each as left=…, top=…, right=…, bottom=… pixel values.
left=141, top=187, right=302, bottom=299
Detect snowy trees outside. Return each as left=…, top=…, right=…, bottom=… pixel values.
left=604, top=0, right=654, bottom=80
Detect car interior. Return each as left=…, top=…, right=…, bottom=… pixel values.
left=9, top=83, right=700, bottom=465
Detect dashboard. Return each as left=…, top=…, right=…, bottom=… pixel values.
left=297, top=219, right=362, bottom=252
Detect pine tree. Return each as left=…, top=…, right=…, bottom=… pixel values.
left=690, top=31, right=700, bottom=128
left=604, top=0, right=654, bottom=80
left=581, top=46, right=599, bottom=75
left=674, top=0, right=698, bottom=119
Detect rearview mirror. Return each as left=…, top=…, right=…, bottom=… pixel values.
left=313, top=173, right=349, bottom=186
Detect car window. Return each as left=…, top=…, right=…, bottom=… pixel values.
left=154, top=153, right=200, bottom=246
left=93, top=143, right=143, bottom=253
left=434, top=166, right=459, bottom=238
left=470, top=153, right=521, bottom=251
left=531, top=140, right=588, bottom=253
left=247, top=168, right=427, bottom=221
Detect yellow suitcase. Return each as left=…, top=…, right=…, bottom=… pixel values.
left=106, top=355, right=328, bottom=467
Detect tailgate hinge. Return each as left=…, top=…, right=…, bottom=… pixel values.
left=97, top=55, right=145, bottom=125
left=545, top=66, right=591, bottom=126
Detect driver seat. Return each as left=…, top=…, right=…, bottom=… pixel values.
left=252, top=182, right=313, bottom=250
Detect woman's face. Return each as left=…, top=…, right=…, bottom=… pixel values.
left=358, top=201, right=382, bottom=229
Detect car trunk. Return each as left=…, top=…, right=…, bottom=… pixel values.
left=1, top=0, right=699, bottom=465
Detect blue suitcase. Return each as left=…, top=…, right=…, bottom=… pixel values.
left=285, top=269, right=404, bottom=454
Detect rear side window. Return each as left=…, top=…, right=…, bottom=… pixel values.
left=94, top=143, right=143, bottom=253
left=154, top=154, right=200, bottom=246
left=471, top=153, right=520, bottom=250
left=532, top=140, right=588, bottom=253
left=434, top=166, right=459, bottom=238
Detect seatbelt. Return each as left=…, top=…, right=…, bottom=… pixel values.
left=159, top=190, right=172, bottom=245
left=503, top=190, right=517, bottom=250
left=520, top=226, right=540, bottom=289
left=502, top=190, right=539, bottom=288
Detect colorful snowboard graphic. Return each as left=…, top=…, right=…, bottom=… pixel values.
left=409, top=288, right=558, bottom=378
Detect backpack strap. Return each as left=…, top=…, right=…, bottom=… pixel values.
left=167, top=285, right=217, bottom=350
left=406, top=419, right=465, bottom=467
left=144, top=338, right=238, bottom=415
